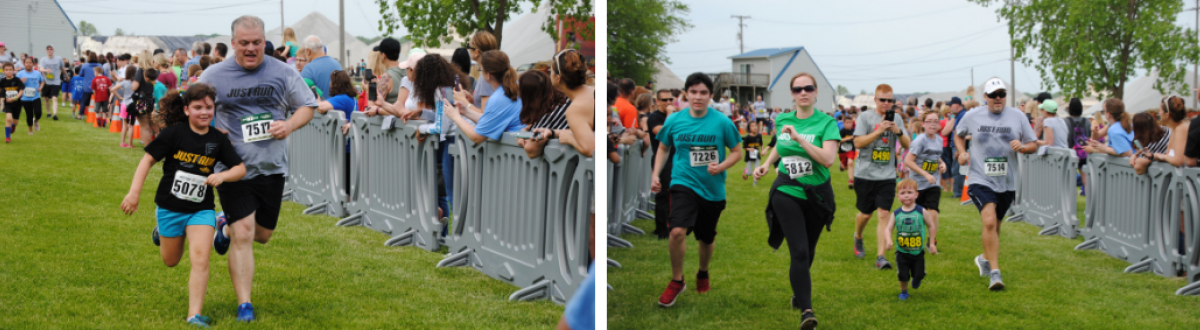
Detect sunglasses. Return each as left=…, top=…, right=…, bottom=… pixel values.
left=659, top=98, right=673, bottom=102
left=987, top=90, right=1007, bottom=99
left=877, top=98, right=895, bottom=103
left=791, top=85, right=816, bottom=94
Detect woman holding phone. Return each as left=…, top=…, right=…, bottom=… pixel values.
left=410, top=55, right=471, bottom=223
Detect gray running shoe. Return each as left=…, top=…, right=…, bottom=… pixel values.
left=988, top=270, right=1005, bottom=291
left=974, top=254, right=991, bottom=277
left=875, top=256, right=892, bottom=270
left=854, top=238, right=865, bottom=259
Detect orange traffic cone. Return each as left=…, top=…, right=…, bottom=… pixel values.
left=109, top=114, right=121, bottom=133
left=960, top=176, right=971, bottom=205
left=132, top=121, right=141, bottom=140
left=87, top=111, right=96, bottom=125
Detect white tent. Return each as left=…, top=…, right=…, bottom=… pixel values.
left=501, top=3, right=557, bottom=67
left=1083, top=70, right=1198, bottom=117
left=265, top=12, right=373, bottom=68
left=652, top=61, right=683, bottom=90
left=851, top=94, right=876, bottom=110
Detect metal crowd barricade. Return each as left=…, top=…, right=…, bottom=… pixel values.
left=1176, top=168, right=1200, bottom=295
left=637, top=148, right=656, bottom=217
left=1006, top=147, right=1079, bottom=238
left=607, top=146, right=633, bottom=248
left=283, top=110, right=348, bottom=218
left=334, top=113, right=442, bottom=252
left=438, top=132, right=595, bottom=304
left=619, top=143, right=648, bottom=235
left=1075, top=155, right=1181, bottom=276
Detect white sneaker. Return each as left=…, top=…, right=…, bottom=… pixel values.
left=974, top=254, right=991, bottom=277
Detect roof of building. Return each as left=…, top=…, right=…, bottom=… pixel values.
left=729, top=46, right=805, bottom=59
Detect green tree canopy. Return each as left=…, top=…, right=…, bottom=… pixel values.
left=78, top=21, right=97, bottom=36
left=970, top=0, right=1200, bottom=99
left=376, top=0, right=593, bottom=49
left=608, top=0, right=690, bottom=84
left=114, top=28, right=125, bottom=36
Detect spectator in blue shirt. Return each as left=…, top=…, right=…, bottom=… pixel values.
left=1084, top=98, right=1134, bottom=157
left=446, top=50, right=523, bottom=143
left=300, top=35, right=342, bottom=98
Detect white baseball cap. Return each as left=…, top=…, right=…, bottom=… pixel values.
left=984, top=78, right=1007, bottom=94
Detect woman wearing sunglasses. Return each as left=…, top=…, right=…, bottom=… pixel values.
left=753, top=72, right=840, bottom=330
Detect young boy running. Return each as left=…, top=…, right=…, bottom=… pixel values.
left=90, top=67, right=112, bottom=127
left=651, top=72, right=743, bottom=307
left=120, top=84, right=247, bottom=327
left=884, top=179, right=937, bottom=300
left=2, top=62, right=23, bottom=143
left=742, top=121, right=763, bottom=186
left=903, top=111, right=946, bottom=252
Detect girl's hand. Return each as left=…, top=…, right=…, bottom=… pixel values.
left=121, top=193, right=140, bottom=215
left=204, top=173, right=226, bottom=187
left=753, top=164, right=770, bottom=179
left=453, top=87, right=471, bottom=106
left=531, top=128, right=553, bottom=143
left=341, top=123, right=351, bottom=135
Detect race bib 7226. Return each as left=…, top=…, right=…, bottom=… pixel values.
left=689, top=146, right=718, bottom=167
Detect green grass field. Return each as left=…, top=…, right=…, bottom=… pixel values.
left=0, top=106, right=563, bottom=329
left=607, top=139, right=1200, bottom=329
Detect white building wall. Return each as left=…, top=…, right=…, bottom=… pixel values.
left=0, top=0, right=77, bottom=57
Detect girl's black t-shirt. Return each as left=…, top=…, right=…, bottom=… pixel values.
left=144, top=124, right=243, bottom=213
left=743, top=134, right=762, bottom=162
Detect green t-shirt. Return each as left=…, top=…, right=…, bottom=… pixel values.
left=893, top=205, right=927, bottom=255
left=773, top=109, right=840, bottom=200
left=659, top=107, right=742, bottom=202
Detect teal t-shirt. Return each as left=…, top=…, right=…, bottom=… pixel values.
left=893, top=205, right=927, bottom=255
left=659, top=107, right=741, bottom=202
left=153, top=82, right=167, bottom=109
left=773, top=109, right=840, bottom=200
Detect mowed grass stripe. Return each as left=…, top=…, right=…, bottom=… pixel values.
left=607, top=145, right=1200, bottom=329
left=0, top=108, right=562, bottom=329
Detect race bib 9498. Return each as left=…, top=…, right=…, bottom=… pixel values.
left=689, top=146, right=718, bottom=167
left=240, top=113, right=274, bottom=142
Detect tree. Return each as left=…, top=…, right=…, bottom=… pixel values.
left=608, top=0, right=691, bottom=84
left=376, top=0, right=594, bottom=49
left=970, top=0, right=1199, bottom=99
left=836, top=85, right=849, bottom=96
left=78, top=21, right=98, bottom=36
left=357, top=36, right=384, bottom=45
left=114, top=28, right=125, bottom=36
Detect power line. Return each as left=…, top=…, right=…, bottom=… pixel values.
left=833, top=59, right=1010, bottom=81
left=753, top=5, right=972, bottom=26
left=809, top=25, right=1004, bottom=58
left=669, top=47, right=738, bottom=55
left=823, top=49, right=1009, bottom=74
left=63, top=0, right=272, bottom=15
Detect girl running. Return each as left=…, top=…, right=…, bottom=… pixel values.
left=120, top=83, right=247, bottom=327
left=742, top=121, right=763, bottom=185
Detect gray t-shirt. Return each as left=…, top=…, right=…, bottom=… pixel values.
left=852, top=109, right=908, bottom=181
left=908, top=134, right=943, bottom=190
left=473, top=76, right=496, bottom=108
left=1041, top=116, right=1070, bottom=149
left=956, top=106, right=1036, bottom=192
left=39, top=56, right=63, bottom=85
left=198, top=58, right=320, bottom=179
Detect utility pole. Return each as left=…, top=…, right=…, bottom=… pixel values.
left=731, top=15, right=750, bottom=54
left=1007, top=0, right=1019, bottom=107
left=281, top=0, right=285, bottom=38
left=28, top=3, right=37, bottom=55
left=971, top=67, right=974, bottom=86
left=340, top=0, right=345, bottom=66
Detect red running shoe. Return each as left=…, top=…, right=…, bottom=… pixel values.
left=696, top=276, right=710, bottom=293
left=658, top=280, right=686, bottom=307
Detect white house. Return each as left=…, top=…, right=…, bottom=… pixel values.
left=0, top=0, right=77, bottom=57
left=726, top=46, right=835, bottom=113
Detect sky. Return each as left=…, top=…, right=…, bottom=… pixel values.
left=661, top=0, right=1199, bottom=95
left=57, top=0, right=536, bottom=41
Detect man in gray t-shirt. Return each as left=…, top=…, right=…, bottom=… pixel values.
left=198, top=16, right=319, bottom=320
left=40, top=45, right=65, bottom=119
left=850, top=86, right=910, bottom=269
left=955, top=78, right=1037, bottom=291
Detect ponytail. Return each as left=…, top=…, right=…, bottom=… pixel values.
left=159, top=83, right=218, bottom=128
left=1104, top=97, right=1132, bottom=132
left=480, top=50, right=518, bottom=100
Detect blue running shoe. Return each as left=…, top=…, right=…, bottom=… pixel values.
left=237, top=302, right=256, bottom=322
left=152, top=226, right=161, bottom=246
left=187, top=314, right=211, bottom=328
left=213, top=213, right=230, bottom=255
left=899, top=292, right=909, bottom=300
